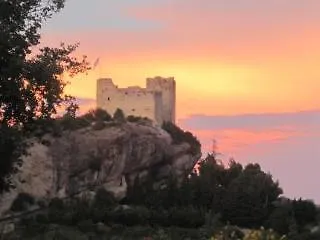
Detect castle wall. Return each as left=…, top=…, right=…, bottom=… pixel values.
left=96, top=77, right=175, bottom=124
left=146, top=77, right=176, bottom=123
left=154, top=92, right=163, bottom=124
left=96, top=78, right=161, bottom=122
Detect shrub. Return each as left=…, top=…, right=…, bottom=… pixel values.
left=91, top=200, right=113, bottom=223
left=10, top=192, right=35, bottom=212
left=47, top=198, right=66, bottom=223
left=92, top=188, right=116, bottom=210
left=81, top=108, right=112, bottom=122
left=58, top=115, right=78, bottom=130
left=106, top=206, right=150, bottom=226
left=127, top=115, right=151, bottom=123
left=292, top=198, right=317, bottom=227
left=265, top=203, right=293, bottom=235
left=77, top=219, right=95, bottom=233
left=167, top=206, right=205, bottom=228
left=49, top=197, right=65, bottom=210
left=91, top=120, right=106, bottom=130
left=68, top=198, right=92, bottom=224
left=17, top=216, right=49, bottom=238
left=94, top=108, right=112, bottom=121
left=243, top=228, right=286, bottom=240
left=127, top=115, right=142, bottom=122
left=113, top=108, right=126, bottom=123
left=34, top=213, right=49, bottom=224
left=149, top=208, right=170, bottom=227
left=162, top=121, right=201, bottom=154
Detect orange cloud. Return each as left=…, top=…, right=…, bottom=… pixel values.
left=40, top=0, right=320, bottom=119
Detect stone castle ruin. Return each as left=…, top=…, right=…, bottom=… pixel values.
left=96, top=76, right=176, bottom=124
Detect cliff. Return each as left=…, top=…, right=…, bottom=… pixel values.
left=0, top=120, right=201, bottom=216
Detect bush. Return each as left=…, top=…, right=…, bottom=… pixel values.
left=48, top=198, right=91, bottom=225
left=106, top=206, right=150, bottom=226
left=91, top=120, right=106, bottom=130
left=127, top=115, right=151, bottom=123
left=68, top=198, right=92, bottom=224
left=292, top=198, right=317, bottom=227
left=90, top=196, right=114, bottom=223
left=210, top=225, right=244, bottom=240
left=94, top=108, right=112, bottom=121
left=162, top=121, right=201, bottom=154
left=17, top=216, right=49, bottom=238
left=58, top=115, right=78, bottom=131
left=243, top=228, right=286, bottom=240
left=167, top=207, right=205, bottom=228
left=92, top=188, right=116, bottom=210
left=47, top=198, right=67, bottom=224
left=77, top=219, right=95, bottom=233
left=81, top=108, right=112, bottom=122
left=10, top=192, right=35, bottom=212
left=127, top=115, right=142, bottom=122
left=113, top=108, right=126, bottom=123
left=265, top=203, right=293, bottom=235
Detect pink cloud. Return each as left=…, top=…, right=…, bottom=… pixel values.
left=180, top=110, right=320, bottom=202
left=192, top=127, right=300, bottom=158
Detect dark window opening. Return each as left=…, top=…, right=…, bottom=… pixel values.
left=107, top=97, right=110, bottom=101
left=132, top=108, right=135, bottom=112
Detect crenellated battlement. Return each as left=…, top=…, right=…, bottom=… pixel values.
left=96, top=76, right=176, bottom=124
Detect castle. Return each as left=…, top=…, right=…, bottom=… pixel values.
left=96, top=76, right=176, bottom=124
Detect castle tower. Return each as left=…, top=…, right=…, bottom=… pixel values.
left=96, top=78, right=117, bottom=110
left=96, top=76, right=176, bottom=125
left=146, top=76, right=176, bottom=123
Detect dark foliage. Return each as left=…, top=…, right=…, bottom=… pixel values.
left=0, top=0, right=90, bottom=192
left=124, top=153, right=308, bottom=232
left=81, top=108, right=112, bottom=122
left=92, top=188, right=117, bottom=210
left=113, top=108, right=126, bottom=123
left=292, top=198, right=317, bottom=227
left=127, top=115, right=143, bottom=122
left=0, top=126, right=25, bottom=192
left=10, top=192, right=35, bottom=212
left=162, top=121, right=201, bottom=154
left=7, top=157, right=320, bottom=239
left=127, top=115, right=151, bottom=123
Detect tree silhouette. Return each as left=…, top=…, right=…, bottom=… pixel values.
left=0, top=0, right=89, bottom=192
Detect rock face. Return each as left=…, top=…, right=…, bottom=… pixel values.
left=0, top=122, right=201, bottom=216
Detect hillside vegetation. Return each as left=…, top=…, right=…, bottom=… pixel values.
left=3, top=132, right=320, bottom=239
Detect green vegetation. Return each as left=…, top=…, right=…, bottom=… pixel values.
left=0, top=0, right=89, bottom=192
left=127, top=115, right=151, bottom=123
left=113, top=108, right=126, bottom=123
left=10, top=193, right=35, bottom=212
left=162, top=121, right=201, bottom=154
left=85, top=108, right=113, bottom=122
left=4, top=153, right=320, bottom=239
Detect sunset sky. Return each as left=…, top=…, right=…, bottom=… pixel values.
left=41, top=0, right=320, bottom=202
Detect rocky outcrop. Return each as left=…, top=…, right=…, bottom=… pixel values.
left=0, top=121, right=201, bottom=216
